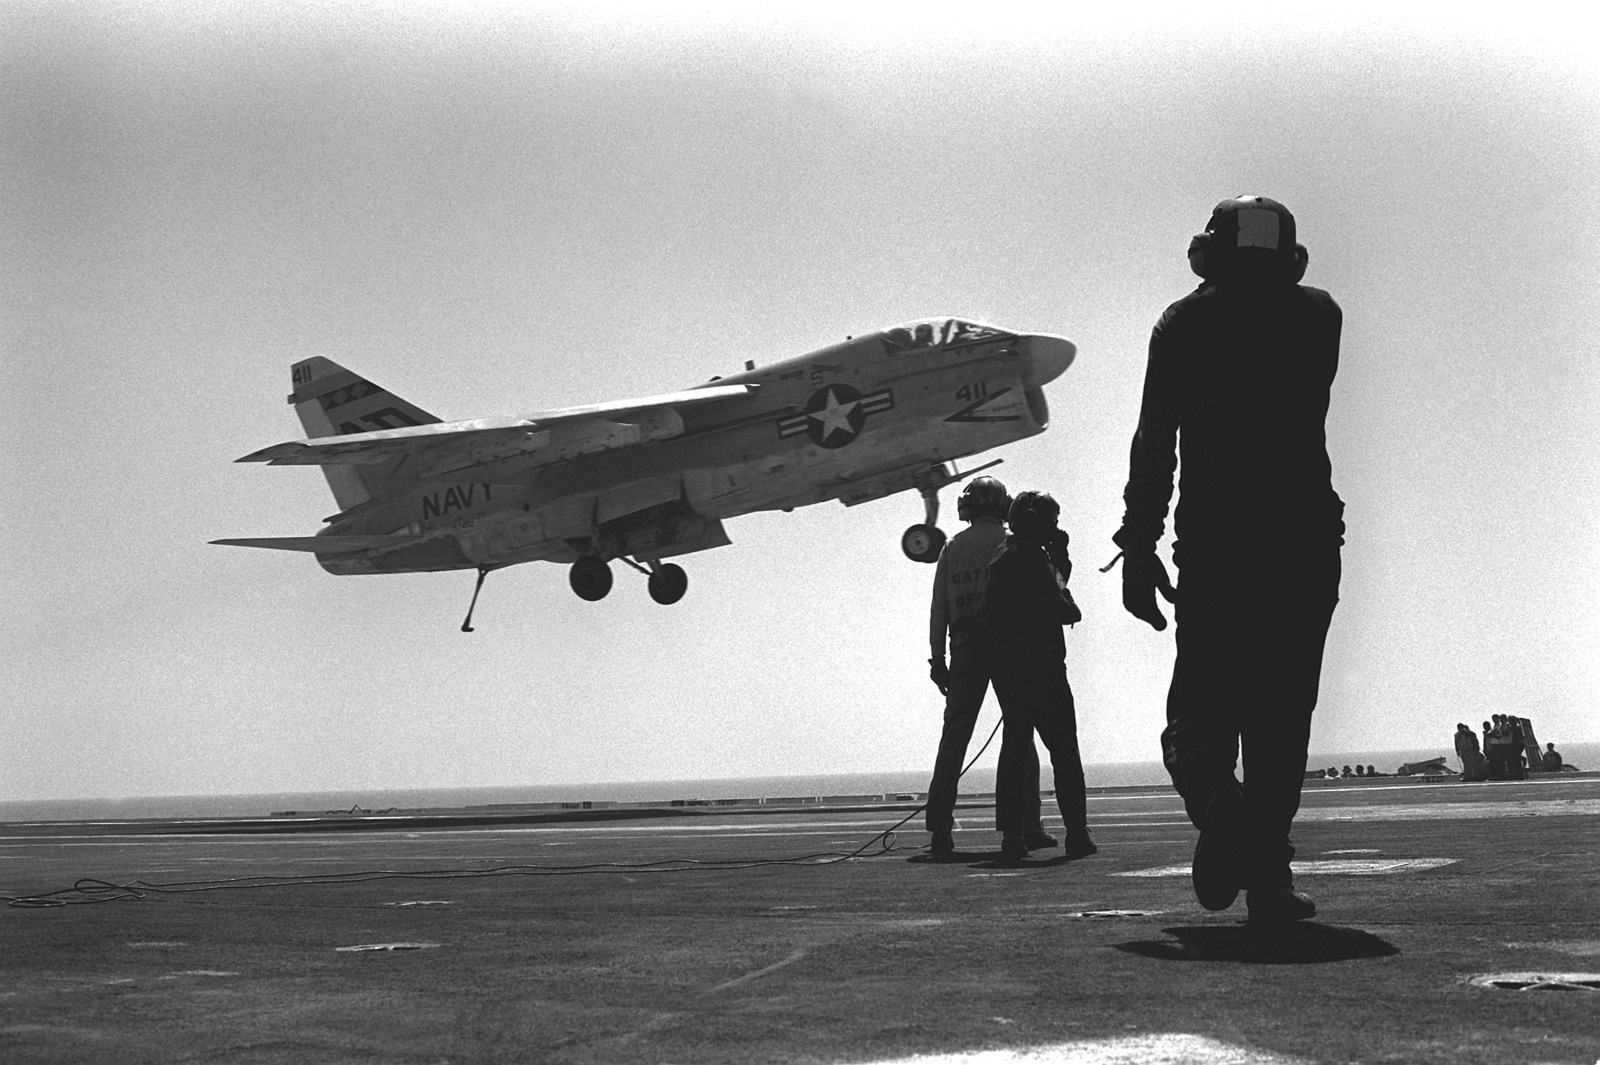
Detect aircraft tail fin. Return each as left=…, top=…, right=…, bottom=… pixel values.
left=287, top=357, right=442, bottom=510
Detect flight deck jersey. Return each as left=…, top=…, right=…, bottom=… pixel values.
left=984, top=537, right=1076, bottom=669
left=1117, top=281, right=1345, bottom=555
left=930, top=517, right=1008, bottom=658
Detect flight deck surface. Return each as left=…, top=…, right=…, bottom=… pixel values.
left=3, top=777, right=1598, bottom=1064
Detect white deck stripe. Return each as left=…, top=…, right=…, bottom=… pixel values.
left=863, top=1032, right=1310, bottom=1064
left=1298, top=799, right=1600, bottom=821
left=1115, top=858, right=1459, bottom=878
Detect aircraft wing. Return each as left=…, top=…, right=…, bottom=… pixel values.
left=235, top=384, right=760, bottom=469
left=210, top=534, right=417, bottom=554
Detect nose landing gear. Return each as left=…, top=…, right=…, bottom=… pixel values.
left=902, top=465, right=949, bottom=563
left=901, top=524, right=946, bottom=564
left=900, top=459, right=1006, bottom=563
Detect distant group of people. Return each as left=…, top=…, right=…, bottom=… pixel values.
left=920, top=195, right=1342, bottom=927
left=1485, top=716, right=1525, bottom=781
left=1453, top=717, right=1570, bottom=781
left=1303, top=764, right=1383, bottom=780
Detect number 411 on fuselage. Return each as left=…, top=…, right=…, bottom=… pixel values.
left=213, top=317, right=1075, bottom=628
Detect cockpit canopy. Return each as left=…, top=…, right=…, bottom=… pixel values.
left=880, top=318, right=1015, bottom=356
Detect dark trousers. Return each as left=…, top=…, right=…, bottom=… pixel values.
left=926, top=641, right=1040, bottom=835
left=1487, top=745, right=1509, bottom=781
left=991, top=661, right=1088, bottom=838
left=1161, top=547, right=1340, bottom=889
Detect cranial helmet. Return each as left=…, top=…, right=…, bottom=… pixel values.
left=1187, top=195, right=1308, bottom=283
left=957, top=475, right=1011, bottom=521
left=1007, top=490, right=1060, bottom=539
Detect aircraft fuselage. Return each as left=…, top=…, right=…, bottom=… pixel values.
left=312, top=321, right=1069, bottom=576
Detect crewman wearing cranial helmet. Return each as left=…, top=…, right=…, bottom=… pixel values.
left=985, top=490, right=1096, bottom=863
left=1112, top=195, right=1345, bottom=924
left=923, top=476, right=1054, bottom=858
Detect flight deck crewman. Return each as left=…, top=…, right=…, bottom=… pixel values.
left=985, top=490, right=1096, bottom=864
left=1456, top=723, right=1488, bottom=782
left=1113, top=195, right=1343, bottom=925
left=924, top=477, right=1051, bottom=858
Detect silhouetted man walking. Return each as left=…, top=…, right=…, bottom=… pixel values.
left=1114, top=196, right=1343, bottom=924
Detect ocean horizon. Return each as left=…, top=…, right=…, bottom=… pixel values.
left=7, top=743, right=1593, bottom=823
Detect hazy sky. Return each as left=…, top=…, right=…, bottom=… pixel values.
left=4, top=2, right=1597, bottom=803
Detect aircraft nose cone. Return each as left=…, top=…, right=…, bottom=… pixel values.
left=1022, top=334, right=1076, bottom=385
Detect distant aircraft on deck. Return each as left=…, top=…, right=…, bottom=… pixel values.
left=214, top=318, right=1076, bottom=625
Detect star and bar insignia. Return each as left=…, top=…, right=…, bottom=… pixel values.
left=777, top=385, right=895, bottom=449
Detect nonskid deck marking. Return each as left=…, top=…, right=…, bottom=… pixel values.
left=702, top=948, right=810, bottom=995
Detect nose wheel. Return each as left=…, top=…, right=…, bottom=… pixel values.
left=903, top=465, right=951, bottom=563
left=901, top=524, right=946, bottom=563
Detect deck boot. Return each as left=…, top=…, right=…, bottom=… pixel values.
left=1192, top=784, right=1245, bottom=910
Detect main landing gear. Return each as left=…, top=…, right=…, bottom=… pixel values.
left=459, top=553, right=686, bottom=630
left=569, top=556, right=614, bottom=602
left=645, top=562, right=688, bottom=605
left=569, top=555, right=688, bottom=605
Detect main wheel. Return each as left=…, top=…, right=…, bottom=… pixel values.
left=901, top=524, right=946, bottom=563
left=647, top=563, right=688, bottom=605
left=569, top=556, right=613, bottom=601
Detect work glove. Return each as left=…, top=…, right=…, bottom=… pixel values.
left=1120, top=550, right=1177, bottom=631
left=928, top=656, right=950, bottom=696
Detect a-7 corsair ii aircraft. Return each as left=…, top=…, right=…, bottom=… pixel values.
left=214, top=318, right=1075, bottom=625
